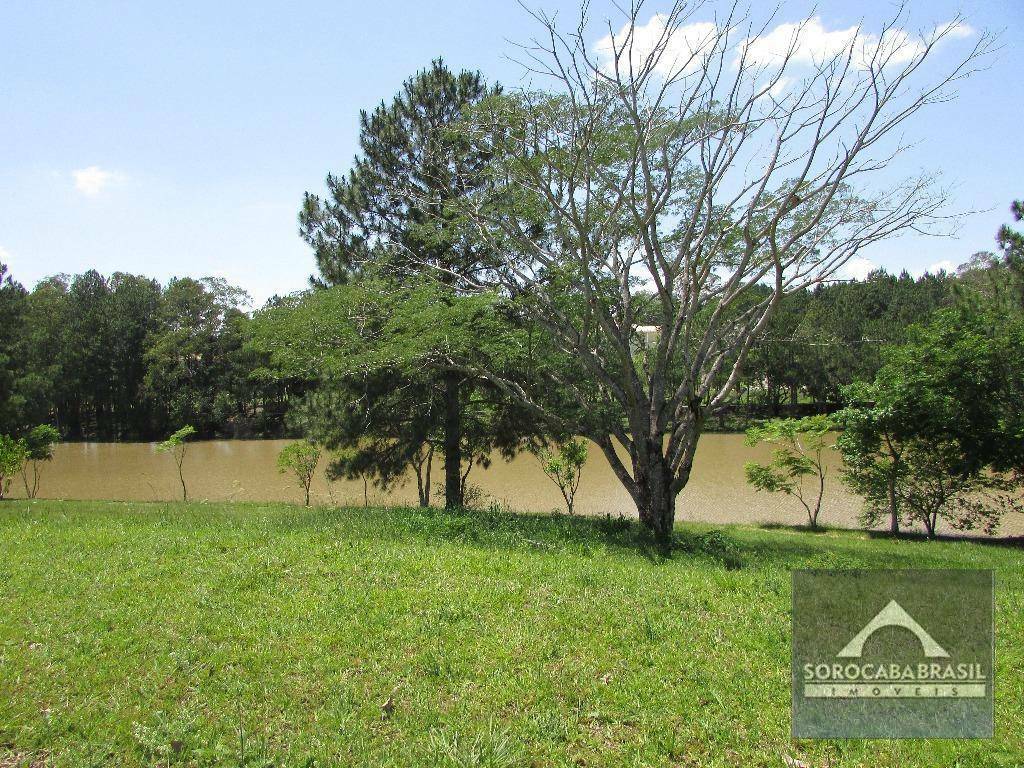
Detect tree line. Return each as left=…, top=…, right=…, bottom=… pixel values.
left=0, top=269, right=304, bottom=440
left=0, top=247, right=967, bottom=443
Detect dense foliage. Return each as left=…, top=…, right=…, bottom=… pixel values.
left=0, top=264, right=998, bottom=438
left=272, top=61, right=544, bottom=512
left=741, top=271, right=957, bottom=417
left=0, top=269, right=300, bottom=440
left=837, top=302, right=1024, bottom=537
left=0, top=434, right=25, bottom=500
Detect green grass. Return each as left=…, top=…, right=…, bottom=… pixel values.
left=0, top=500, right=1021, bottom=767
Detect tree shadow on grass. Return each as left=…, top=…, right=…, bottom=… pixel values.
left=756, top=522, right=833, bottom=534
left=756, top=520, right=1024, bottom=550
left=862, top=529, right=1024, bottom=549
left=293, top=503, right=929, bottom=570
left=48, top=499, right=1018, bottom=572
left=386, top=504, right=1023, bottom=567
left=277, top=501, right=726, bottom=565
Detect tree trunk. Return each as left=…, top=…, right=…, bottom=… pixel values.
left=809, top=465, right=825, bottom=529
left=635, top=450, right=676, bottom=544
left=416, top=445, right=433, bottom=507
left=67, top=401, right=83, bottom=440
left=887, top=473, right=899, bottom=534
left=443, top=371, right=463, bottom=509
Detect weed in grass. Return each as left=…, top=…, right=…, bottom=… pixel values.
left=428, top=721, right=522, bottom=768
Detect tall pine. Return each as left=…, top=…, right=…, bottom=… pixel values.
left=300, top=60, right=501, bottom=507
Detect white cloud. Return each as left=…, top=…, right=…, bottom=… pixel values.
left=929, top=259, right=959, bottom=274
left=595, top=15, right=720, bottom=77
left=938, top=19, right=975, bottom=41
left=0, top=245, right=11, bottom=266
left=918, top=259, right=959, bottom=276
left=737, top=17, right=972, bottom=71
left=769, top=75, right=793, bottom=98
left=72, top=166, right=125, bottom=196
left=594, top=14, right=973, bottom=79
left=841, top=256, right=878, bottom=281
left=739, top=18, right=861, bottom=69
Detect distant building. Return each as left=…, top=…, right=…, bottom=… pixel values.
left=635, top=325, right=660, bottom=348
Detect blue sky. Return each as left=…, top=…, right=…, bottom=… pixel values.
left=2, top=0, right=1021, bottom=305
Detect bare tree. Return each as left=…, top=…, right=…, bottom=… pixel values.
left=410, top=1, right=991, bottom=541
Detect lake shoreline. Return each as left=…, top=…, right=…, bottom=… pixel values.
left=11, top=437, right=1024, bottom=539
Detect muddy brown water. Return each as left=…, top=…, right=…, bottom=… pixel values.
left=9, top=436, right=1023, bottom=536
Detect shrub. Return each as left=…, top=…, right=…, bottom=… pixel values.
left=533, top=438, right=588, bottom=515
left=0, top=435, right=27, bottom=500
left=743, top=416, right=832, bottom=529
left=276, top=440, right=321, bottom=506
left=20, top=424, right=59, bottom=499
left=157, top=425, right=196, bottom=501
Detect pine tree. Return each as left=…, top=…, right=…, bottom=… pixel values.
left=996, top=199, right=1024, bottom=309
left=299, top=60, right=502, bottom=508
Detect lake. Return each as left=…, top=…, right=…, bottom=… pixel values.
left=10, top=436, right=1022, bottom=536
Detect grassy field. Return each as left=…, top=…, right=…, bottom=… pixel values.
left=0, top=500, right=1021, bottom=767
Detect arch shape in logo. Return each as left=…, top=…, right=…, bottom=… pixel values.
left=837, top=599, right=950, bottom=658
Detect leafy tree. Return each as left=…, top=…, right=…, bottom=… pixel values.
left=840, top=411, right=1019, bottom=538
left=0, top=263, right=28, bottom=434
left=449, top=3, right=983, bottom=541
left=534, top=438, right=587, bottom=515
left=277, top=440, right=321, bottom=506
left=294, top=372, right=438, bottom=507
left=229, top=310, right=296, bottom=438
left=744, top=416, right=832, bottom=529
left=157, top=425, right=196, bottom=501
left=0, top=434, right=26, bottom=500
left=252, top=280, right=542, bottom=508
left=719, top=269, right=957, bottom=423
left=769, top=271, right=955, bottom=409
left=145, top=278, right=251, bottom=436
left=1, top=269, right=290, bottom=442
left=996, top=199, right=1024, bottom=307
left=743, top=289, right=809, bottom=415
left=837, top=308, right=1024, bottom=536
left=19, top=424, right=59, bottom=498
left=889, top=439, right=1017, bottom=537
left=13, top=277, right=69, bottom=432
left=61, top=270, right=116, bottom=438
left=835, top=390, right=909, bottom=534
left=13, top=270, right=162, bottom=440
left=881, top=308, right=1024, bottom=475
left=106, top=273, right=162, bottom=438
left=954, top=201, right=1024, bottom=316
left=299, top=60, right=503, bottom=508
